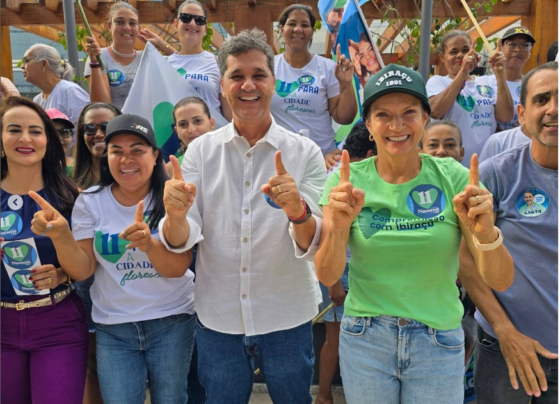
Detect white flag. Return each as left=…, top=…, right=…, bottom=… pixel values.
left=123, top=42, right=227, bottom=160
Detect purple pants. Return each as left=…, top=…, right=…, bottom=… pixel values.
left=1, top=291, right=89, bottom=404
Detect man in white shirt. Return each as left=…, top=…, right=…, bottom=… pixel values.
left=159, top=29, right=332, bottom=403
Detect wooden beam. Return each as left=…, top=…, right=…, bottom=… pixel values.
left=522, top=0, right=558, bottom=73
left=234, top=5, right=273, bottom=49
left=361, top=0, right=532, bottom=19
left=468, top=16, right=521, bottom=42
left=204, top=0, right=217, bottom=11
left=15, top=24, right=62, bottom=42
left=377, top=19, right=407, bottom=52
left=1, top=26, right=13, bottom=81
left=2, top=0, right=533, bottom=26
left=162, top=0, right=177, bottom=12
left=247, top=0, right=257, bottom=5
left=219, top=22, right=235, bottom=36
left=211, top=29, right=224, bottom=50
left=6, top=0, right=35, bottom=13
left=39, top=0, right=60, bottom=12
left=82, top=0, right=99, bottom=12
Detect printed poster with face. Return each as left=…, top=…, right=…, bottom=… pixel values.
left=319, top=0, right=384, bottom=143
left=1, top=237, right=48, bottom=296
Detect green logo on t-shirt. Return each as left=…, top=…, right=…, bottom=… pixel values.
left=456, top=94, right=476, bottom=112
left=95, top=231, right=130, bottom=264
left=358, top=207, right=393, bottom=239
left=275, top=79, right=299, bottom=98
left=177, top=68, right=186, bottom=77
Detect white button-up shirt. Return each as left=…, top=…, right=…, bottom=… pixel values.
left=159, top=118, right=325, bottom=336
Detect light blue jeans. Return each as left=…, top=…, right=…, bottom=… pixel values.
left=339, top=314, right=465, bottom=404
left=96, top=313, right=196, bottom=404
left=196, top=318, right=314, bottom=404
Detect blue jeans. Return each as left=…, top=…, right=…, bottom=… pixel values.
left=96, top=313, right=196, bottom=404
left=339, top=314, right=465, bottom=404
left=196, top=319, right=314, bottom=404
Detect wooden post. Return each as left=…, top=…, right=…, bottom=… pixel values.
left=521, top=0, right=558, bottom=73
left=1, top=26, right=13, bottom=82
left=234, top=5, right=273, bottom=49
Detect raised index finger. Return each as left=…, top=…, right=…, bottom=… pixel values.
left=28, top=191, right=54, bottom=212
left=274, top=150, right=288, bottom=176
left=469, top=154, right=480, bottom=186
left=170, top=155, right=184, bottom=181
left=336, top=43, right=341, bottom=62
left=339, top=150, right=350, bottom=184
left=135, top=200, right=144, bottom=223
left=497, top=38, right=503, bottom=52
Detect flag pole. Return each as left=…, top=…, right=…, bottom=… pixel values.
left=75, top=0, right=105, bottom=71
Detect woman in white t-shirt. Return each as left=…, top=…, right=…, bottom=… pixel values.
left=139, top=0, right=232, bottom=121
left=427, top=30, right=513, bottom=167
left=84, top=2, right=143, bottom=109
left=23, top=44, right=90, bottom=127
left=271, top=4, right=357, bottom=167
left=31, top=114, right=196, bottom=403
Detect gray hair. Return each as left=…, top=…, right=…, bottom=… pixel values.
left=440, top=30, right=471, bottom=54
left=178, top=0, right=207, bottom=17
left=27, top=44, right=74, bottom=81
left=217, top=28, right=275, bottom=76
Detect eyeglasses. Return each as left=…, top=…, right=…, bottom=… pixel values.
left=57, top=128, right=73, bottom=139
left=178, top=13, right=207, bottom=26
left=83, top=122, right=109, bottom=136
left=505, top=42, right=532, bottom=51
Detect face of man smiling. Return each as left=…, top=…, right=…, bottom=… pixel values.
left=221, top=49, right=275, bottom=126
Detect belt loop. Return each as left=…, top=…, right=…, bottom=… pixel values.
left=366, top=317, right=371, bottom=327
left=428, top=327, right=434, bottom=335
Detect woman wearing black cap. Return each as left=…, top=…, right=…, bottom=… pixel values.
left=315, top=64, right=514, bottom=403
left=28, top=114, right=197, bottom=403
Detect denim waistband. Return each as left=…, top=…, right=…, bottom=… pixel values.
left=362, top=315, right=430, bottom=329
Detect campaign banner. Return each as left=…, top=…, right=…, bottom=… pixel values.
left=122, top=42, right=227, bottom=161
left=2, top=237, right=48, bottom=296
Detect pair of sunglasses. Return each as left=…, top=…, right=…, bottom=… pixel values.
left=57, top=128, right=73, bottom=139
left=83, top=122, right=109, bottom=136
left=178, top=13, right=207, bottom=26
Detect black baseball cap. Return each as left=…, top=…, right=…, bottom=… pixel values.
left=362, top=64, right=431, bottom=115
left=104, top=114, right=158, bottom=148
left=502, top=26, right=536, bottom=44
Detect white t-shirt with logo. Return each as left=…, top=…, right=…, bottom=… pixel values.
left=488, top=76, right=521, bottom=131
left=166, top=52, right=222, bottom=115
left=426, top=75, right=498, bottom=167
left=33, top=79, right=90, bottom=127
left=271, top=54, right=340, bottom=155
left=72, top=185, right=195, bottom=325
left=84, top=48, right=143, bottom=109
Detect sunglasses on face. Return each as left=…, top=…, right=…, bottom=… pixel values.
left=178, top=13, right=207, bottom=26
left=57, top=128, right=73, bottom=139
left=83, top=122, right=109, bottom=136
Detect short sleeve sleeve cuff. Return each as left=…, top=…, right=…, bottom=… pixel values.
left=289, top=214, right=322, bottom=260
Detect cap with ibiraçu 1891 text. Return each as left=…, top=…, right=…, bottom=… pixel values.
left=362, top=64, right=431, bottom=117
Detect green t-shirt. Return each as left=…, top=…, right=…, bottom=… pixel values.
left=320, top=154, right=470, bottom=330
left=66, top=165, right=73, bottom=177
left=178, top=154, right=185, bottom=165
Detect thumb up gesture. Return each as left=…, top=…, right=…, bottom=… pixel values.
left=29, top=191, right=70, bottom=240
left=261, top=150, right=305, bottom=219
left=163, top=155, right=197, bottom=220
left=120, top=201, right=154, bottom=253
left=327, top=151, right=365, bottom=230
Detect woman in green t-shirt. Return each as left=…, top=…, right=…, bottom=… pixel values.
left=315, top=64, right=514, bottom=404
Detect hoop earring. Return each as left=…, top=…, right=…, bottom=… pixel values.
left=369, top=133, right=374, bottom=142
left=1, top=149, right=5, bottom=158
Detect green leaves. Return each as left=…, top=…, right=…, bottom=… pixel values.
left=475, top=37, right=484, bottom=52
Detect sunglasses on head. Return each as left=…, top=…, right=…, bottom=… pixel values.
left=57, top=128, right=73, bottom=139
left=83, top=122, right=109, bottom=136
left=178, top=13, right=207, bottom=26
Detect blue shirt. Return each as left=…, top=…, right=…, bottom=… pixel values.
left=476, top=143, right=558, bottom=352
left=1, top=189, right=69, bottom=301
